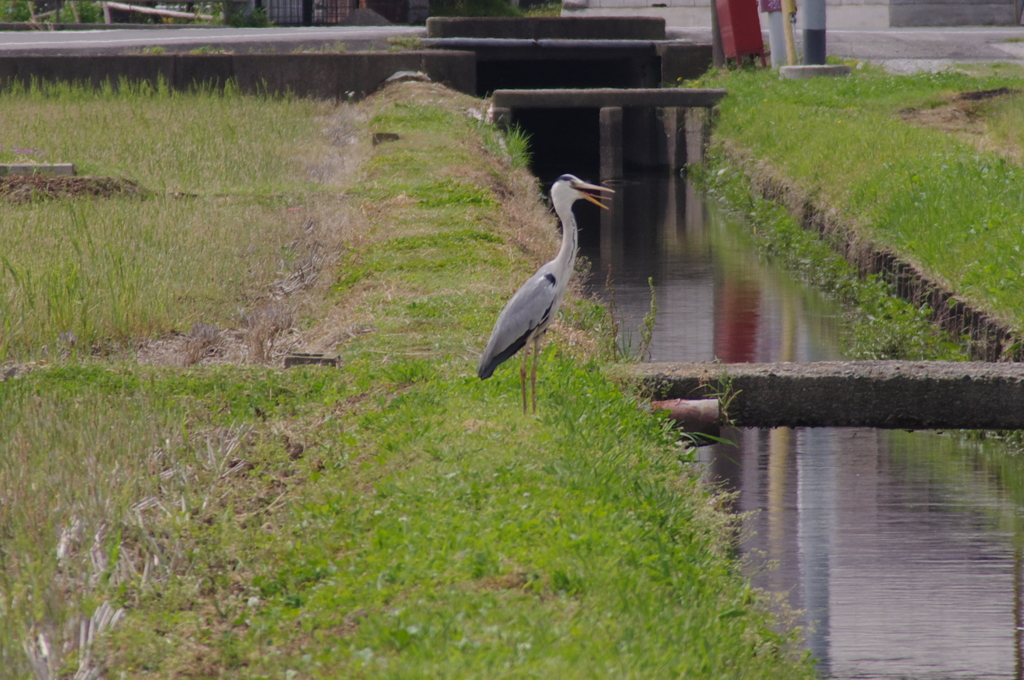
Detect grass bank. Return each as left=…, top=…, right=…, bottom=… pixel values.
left=0, top=82, right=815, bottom=678
left=698, top=67, right=1024, bottom=354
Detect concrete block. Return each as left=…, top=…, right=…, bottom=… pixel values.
left=233, top=54, right=344, bottom=99
left=0, top=52, right=472, bottom=102
left=662, top=107, right=686, bottom=170
left=780, top=64, right=852, bottom=79
left=341, top=53, right=394, bottom=98
left=284, top=353, right=341, bottom=368
left=622, top=106, right=662, bottom=169
left=174, top=54, right=233, bottom=91
left=0, top=59, right=18, bottom=90
left=599, top=106, right=623, bottom=180
left=416, top=50, right=476, bottom=95
left=426, top=17, right=666, bottom=40
left=684, top=107, right=711, bottom=167
left=0, top=163, right=75, bottom=176
left=657, top=42, right=714, bottom=84
left=373, top=132, right=401, bottom=145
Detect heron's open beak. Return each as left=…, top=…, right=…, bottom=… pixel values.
left=576, top=181, right=615, bottom=210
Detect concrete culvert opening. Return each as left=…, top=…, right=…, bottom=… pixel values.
left=512, top=108, right=600, bottom=180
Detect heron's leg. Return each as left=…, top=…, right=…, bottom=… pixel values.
left=520, top=344, right=529, bottom=414
left=531, top=337, right=540, bottom=414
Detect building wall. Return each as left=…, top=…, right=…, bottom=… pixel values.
left=563, top=0, right=1020, bottom=28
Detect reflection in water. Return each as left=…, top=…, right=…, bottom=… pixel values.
left=577, top=174, right=842, bottom=365
left=581, top=174, right=1024, bottom=680
left=719, top=428, right=1024, bottom=680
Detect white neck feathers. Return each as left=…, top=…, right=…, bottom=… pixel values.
left=551, top=190, right=579, bottom=272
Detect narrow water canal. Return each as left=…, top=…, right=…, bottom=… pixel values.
left=575, top=174, right=1024, bottom=680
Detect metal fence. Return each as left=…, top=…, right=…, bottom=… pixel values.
left=259, top=0, right=408, bottom=24
left=6, top=0, right=409, bottom=26
left=260, top=0, right=349, bottom=25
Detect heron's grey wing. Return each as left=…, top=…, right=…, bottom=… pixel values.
left=478, top=270, right=559, bottom=379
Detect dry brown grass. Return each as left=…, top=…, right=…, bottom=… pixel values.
left=899, top=88, right=1024, bottom=164
left=0, top=175, right=148, bottom=203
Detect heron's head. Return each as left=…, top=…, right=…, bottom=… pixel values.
left=551, top=174, right=614, bottom=210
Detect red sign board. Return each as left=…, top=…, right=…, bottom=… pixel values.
left=716, top=0, right=767, bottom=66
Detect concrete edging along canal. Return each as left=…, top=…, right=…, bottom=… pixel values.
left=717, top=142, right=1022, bottom=362
left=618, top=360, right=1024, bottom=429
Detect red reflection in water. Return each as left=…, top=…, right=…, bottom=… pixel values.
left=714, top=278, right=762, bottom=363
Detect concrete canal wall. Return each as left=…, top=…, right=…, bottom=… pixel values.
left=622, top=361, right=1024, bottom=430
left=0, top=51, right=476, bottom=100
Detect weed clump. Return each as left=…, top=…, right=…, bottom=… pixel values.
left=0, top=175, right=147, bottom=203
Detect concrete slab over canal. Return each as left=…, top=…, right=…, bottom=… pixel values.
left=423, top=17, right=712, bottom=93
left=422, top=38, right=714, bottom=92
left=621, top=361, right=1024, bottom=430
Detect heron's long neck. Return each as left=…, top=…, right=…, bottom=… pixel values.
left=552, top=197, right=578, bottom=272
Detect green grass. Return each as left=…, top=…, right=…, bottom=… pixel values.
left=2, top=362, right=814, bottom=679
left=702, top=68, right=1024, bottom=333
left=0, top=80, right=331, bottom=194
left=0, top=81, right=817, bottom=679
left=0, top=198, right=312, bottom=358
left=0, top=80, right=343, bottom=361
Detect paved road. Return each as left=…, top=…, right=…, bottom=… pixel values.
left=0, top=25, right=425, bottom=55
left=829, top=27, right=1024, bottom=72
left=2, top=22, right=1023, bottom=72
left=672, top=25, right=1024, bottom=72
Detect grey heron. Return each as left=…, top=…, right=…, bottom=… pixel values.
left=478, top=174, right=613, bottom=413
